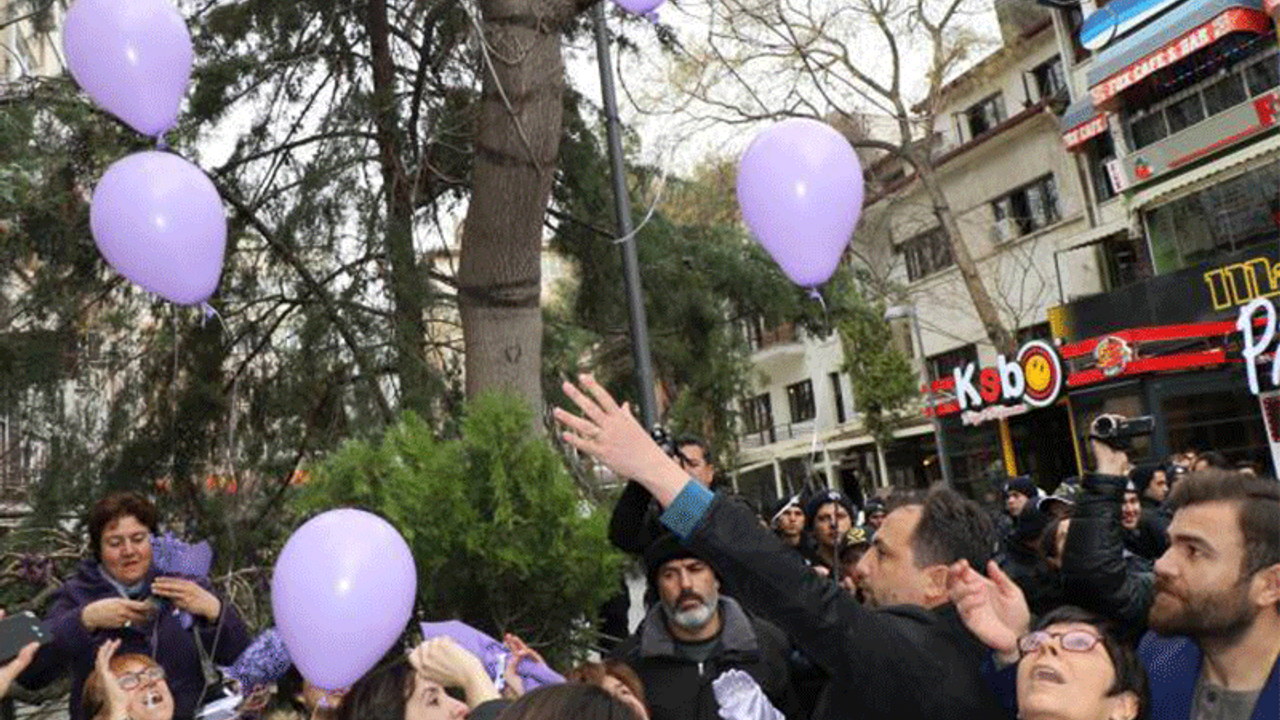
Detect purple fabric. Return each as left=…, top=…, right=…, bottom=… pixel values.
left=152, top=532, right=214, bottom=579
left=224, top=628, right=292, bottom=692
left=16, top=559, right=252, bottom=720
left=419, top=621, right=564, bottom=691
left=151, top=533, right=214, bottom=631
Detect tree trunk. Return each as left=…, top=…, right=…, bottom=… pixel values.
left=366, top=0, right=436, bottom=418
left=915, top=161, right=1016, bottom=356
left=460, top=0, right=577, bottom=411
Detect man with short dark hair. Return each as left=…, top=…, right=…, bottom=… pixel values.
left=805, top=490, right=854, bottom=577
left=976, top=435, right=1279, bottom=720
left=769, top=495, right=806, bottom=549
left=555, top=375, right=1007, bottom=720
left=613, top=535, right=796, bottom=720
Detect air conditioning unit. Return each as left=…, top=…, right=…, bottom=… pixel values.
left=991, top=217, right=1020, bottom=244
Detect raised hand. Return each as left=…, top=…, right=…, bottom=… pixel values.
left=408, top=637, right=498, bottom=707
left=500, top=633, right=546, bottom=700
left=151, top=578, right=221, bottom=621
left=93, top=639, right=131, bottom=720
left=947, top=560, right=1030, bottom=666
left=553, top=375, right=688, bottom=506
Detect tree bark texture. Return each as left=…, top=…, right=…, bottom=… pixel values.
left=460, top=0, right=578, bottom=410
left=366, top=0, right=437, bottom=418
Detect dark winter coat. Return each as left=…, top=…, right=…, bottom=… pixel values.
left=612, top=597, right=797, bottom=720
left=1060, top=473, right=1155, bottom=633
left=17, top=559, right=252, bottom=720
left=661, top=489, right=1009, bottom=720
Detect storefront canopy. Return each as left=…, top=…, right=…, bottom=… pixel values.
left=1059, top=94, right=1109, bottom=149
left=1087, top=0, right=1269, bottom=105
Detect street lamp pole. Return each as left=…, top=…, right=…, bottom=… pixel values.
left=887, top=305, right=953, bottom=485
left=592, top=2, right=658, bottom=431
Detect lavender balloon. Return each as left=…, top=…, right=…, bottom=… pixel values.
left=62, top=0, right=192, bottom=137
left=736, top=119, right=865, bottom=288
left=90, top=152, right=225, bottom=305
left=612, top=0, right=664, bottom=14
left=272, top=509, right=417, bottom=691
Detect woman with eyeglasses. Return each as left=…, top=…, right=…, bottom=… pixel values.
left=950, top=561, right=1147, bottom=720
left=83, top=639, right=176, bottom=720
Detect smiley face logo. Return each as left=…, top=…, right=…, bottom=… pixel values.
left=1018, top=341, right=1063, bottom=407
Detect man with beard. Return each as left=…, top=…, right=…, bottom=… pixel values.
left=612, top=534, right=796, bottom=720
left=1141, top=468, right=1278, bottom=720
left=1035, top=421, right=1279, bottom=720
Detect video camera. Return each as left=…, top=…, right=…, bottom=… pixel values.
left=1088, top=414, right=1155, bottom=451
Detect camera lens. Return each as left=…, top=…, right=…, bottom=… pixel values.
left=1094, top=416, right=1115, bottom=436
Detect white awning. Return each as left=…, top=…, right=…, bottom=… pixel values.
left=1129, top=133, right=1280, bottom=209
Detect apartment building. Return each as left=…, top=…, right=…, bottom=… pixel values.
left=732, top=2, right=1112, bottom=508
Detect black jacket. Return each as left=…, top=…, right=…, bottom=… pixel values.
left=679, top=495, right=1008, bottom=720
left=610, top=481, right=666, bottom=556
left=613, top=597, right=797, bottom=720
left=1061, top=473, right=1155, bottom=633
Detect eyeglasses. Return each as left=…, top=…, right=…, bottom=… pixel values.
left=117, top=666, right=165, bottom=690
left=1017, top=629, right=1104, bottom=657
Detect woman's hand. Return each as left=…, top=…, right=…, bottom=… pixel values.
left=553, top=375, right=689, bottom=506
left=82, top=598, right=155, bottom=631
left=151, top=578, right=221, bottom=622
left=948, top=560, right=1029, bottom=666
left=500, top=633, right=547, bottom=700
left=408, top=637, right=498, bottom=708
left=93, top=639, right=131, bottom=720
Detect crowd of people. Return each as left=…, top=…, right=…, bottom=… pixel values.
left=0, top=373, right=1272, bottom=720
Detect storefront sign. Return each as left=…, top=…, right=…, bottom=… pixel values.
left=943, top=340, right=1064, bottom=422
left=1090, top=9, right=1272, bottom=107
left=1236, top=297, right=1280, bottom=394
left=1052, top=245, right=1280, bottom=343
left=1204, top=253, right=1280, bottom=311
left=1094, top=336, right=1133, bottom=376
left=1080, top=0, right=1184, bottom=51
left=1063, top=115, right=1110, bottom=149
left=1112, top=87, right=1280, bottom=188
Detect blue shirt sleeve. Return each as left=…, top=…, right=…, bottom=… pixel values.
left=658, top=480, right=714, bottom=539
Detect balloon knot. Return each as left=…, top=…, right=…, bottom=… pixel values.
left=156, top=134, right=169, bottom=150
left=643, top=10, right=659, bottom=23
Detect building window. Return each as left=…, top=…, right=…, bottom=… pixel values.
left=929, top=344, right=979, bottom=382
left=899, top=228, right=954, bottom=282
left=1246, top=53, right=1280, bottom=96
left=786, top=380, right=816, bottom=423
left=964, top=94, right=1006, bottom=139
left=1204, top=73, right=1247, bottom=117
left=992, top=175, right=1060, bottom=238
left=1127, top=46, right=1277, bottom=153
left=1030, top=56, right=1066, bottom=102
left=1129, top=111, right=1167, bottom=150
left=1086, top=132, right=1117, bottom=203
left=1165, top=92, right=1206, bottom=135
left=742, top=393, right=774, bottom=436
left=830, top=372, right=846, bottom=425
left=1145, top=161, right=1280, bottom=274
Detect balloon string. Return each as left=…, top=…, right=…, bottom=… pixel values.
left=201, top=302, right=226, bottom=332
left=611, top=143, right=675, bottom=246
left=156, top=133, right=168, bottom=151
left=808, top=288, right=830, bottom=336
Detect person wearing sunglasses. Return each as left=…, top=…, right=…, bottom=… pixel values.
left=83, top=639, right=176, bottom=720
